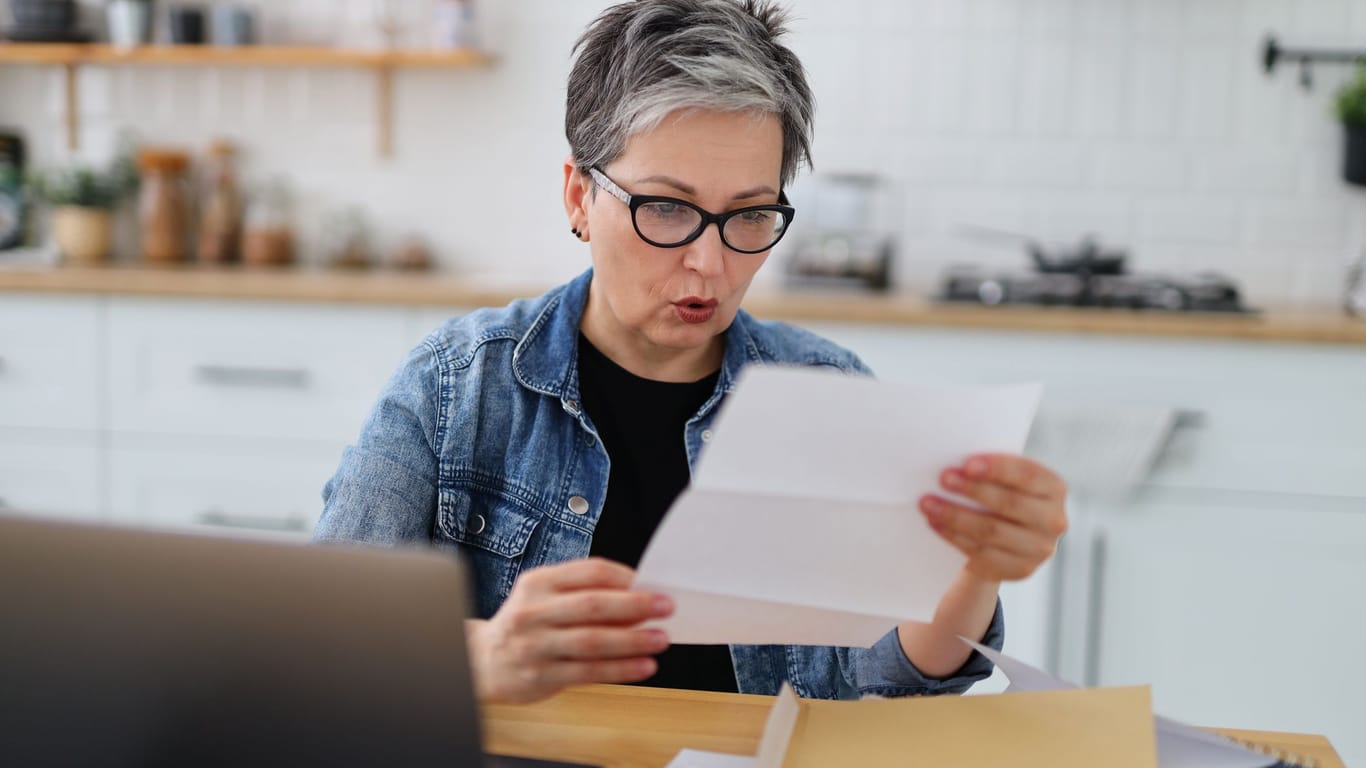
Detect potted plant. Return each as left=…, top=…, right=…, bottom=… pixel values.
left=1336, top=63, right=1366, bottom=186
left=30, top=162, right=136, bottom=265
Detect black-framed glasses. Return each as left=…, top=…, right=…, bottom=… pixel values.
left=588, top=167, right=795, bottom=254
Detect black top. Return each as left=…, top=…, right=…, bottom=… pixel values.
left=577, top=334, right=737, bottom=694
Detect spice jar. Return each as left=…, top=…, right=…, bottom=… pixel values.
left=197, top=140, right=242, bottom=265
left=242, top=180, right=294, bottom=268
left=137, top=148, right=192, bottom=264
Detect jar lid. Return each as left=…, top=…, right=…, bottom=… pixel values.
left=137, top=148, right=191, bottom=172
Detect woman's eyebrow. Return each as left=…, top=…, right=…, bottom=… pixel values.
left=636, top=175, right=778, bottom=200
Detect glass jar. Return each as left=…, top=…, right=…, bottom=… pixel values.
left=242, top=180, right=295, bottom=268
left=137, top=148, right=192, bottom=264
left=197, top=140, right=242, bottom=265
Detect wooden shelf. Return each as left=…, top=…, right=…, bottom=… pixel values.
left=0, top=43, right=493, bottom=67
left=0, top=43, right=494, bottom=156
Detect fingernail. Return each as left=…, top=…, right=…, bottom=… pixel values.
left=636, top=659, right=656, bottom=675
left=966, top=458, right=989, bottom=478
left=943, top=470, right=964, bottom=490
left=920, top=496, right=942, bottom=521
left=648, top=630, right=670, bottom=648
left=653, top=596, right=674, bottom=615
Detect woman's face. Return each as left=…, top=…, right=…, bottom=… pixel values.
left=566, top=108, right=785, bottom=378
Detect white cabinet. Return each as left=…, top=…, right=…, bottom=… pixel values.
left=0, top=296, right=103, bottom=522
left=1096, top=493, right=1366, bottom=764
left=0, top=430, right=101, bottom=521
left=107, top=298, right=412, bottom=442
left=107, top=436, right=344, bottom=539
left=98, top=298, right=419, bottom=535
left=0, top=296, right=100, bottom=431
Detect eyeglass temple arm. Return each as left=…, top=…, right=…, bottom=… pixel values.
left=588, top=168, right=632, bottom=205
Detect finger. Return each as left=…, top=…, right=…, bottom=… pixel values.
left=537, top=588, right=674, bottom=628
left=542, top=657, right=659, bottom=689
left=962, top=455, right=1067, bottom=500
left=939, top=471, right=1068, bottom=535
left=519, top=557, right=636, bottom=595
left=920, top=496, right=1057, bottom=560
left=541, top=627, right=670, bottom=662
left=924, top=516, right=1046, bottom=581
left=963, top=547, right=1045, bottom=582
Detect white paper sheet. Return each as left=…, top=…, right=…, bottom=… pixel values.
left=963, top=640, right=1277, bottom=768
left=634, top=365, right=1042, bottom=647
left=664, top=750, right=757, bottom=768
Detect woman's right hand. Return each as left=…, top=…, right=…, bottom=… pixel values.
left=465, top=557, right=674, bottom=704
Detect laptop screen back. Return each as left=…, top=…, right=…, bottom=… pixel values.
left=0, top=515, right=483, bottom=767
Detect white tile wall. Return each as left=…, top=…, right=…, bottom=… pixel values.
left=2, top=0, right=1365, bottom=304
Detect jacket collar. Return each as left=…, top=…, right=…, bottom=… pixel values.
left=512, top=268, right=765, bottom=414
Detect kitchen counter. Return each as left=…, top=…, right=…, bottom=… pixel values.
left=2, top=264, right=1364, bottom=345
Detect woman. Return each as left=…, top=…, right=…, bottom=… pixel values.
left=315, top=0, right=1068, bottom=706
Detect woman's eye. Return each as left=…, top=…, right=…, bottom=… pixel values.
left=738, top=211, right=773, bottom=225
left=644, top=203, right=686, bottom=219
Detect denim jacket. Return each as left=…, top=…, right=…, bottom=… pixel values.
left=315, top=269, right=1003, bottom=699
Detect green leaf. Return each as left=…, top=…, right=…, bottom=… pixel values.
left=1336, top=63, right=1366, bottom=127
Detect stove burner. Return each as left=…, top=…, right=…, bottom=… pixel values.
left=940, top=267, right=1253, bottom=313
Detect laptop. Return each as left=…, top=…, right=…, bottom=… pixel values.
left=0, top=514, right=594, bottom=767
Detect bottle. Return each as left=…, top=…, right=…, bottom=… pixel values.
left=137, top=148, right=192, bottom=264
left=197, top=140, right=242, bottom=265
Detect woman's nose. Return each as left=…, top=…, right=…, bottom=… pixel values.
left=681, top=222, right=727, bottom=277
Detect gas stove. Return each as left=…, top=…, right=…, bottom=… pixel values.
left=938, top=232, right=1254, bottom=313
left=939, top=267, right=1252, bottom=312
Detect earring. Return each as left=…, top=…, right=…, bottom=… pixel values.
left=570, top=227, right=583, bottom=240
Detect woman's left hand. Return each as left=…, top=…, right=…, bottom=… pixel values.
left=919, top=454, right=1069, bottom=582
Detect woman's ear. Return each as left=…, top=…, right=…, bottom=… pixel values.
left=563, top=156, right=591, bottom=240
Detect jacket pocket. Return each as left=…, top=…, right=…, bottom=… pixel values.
left=436, top=484, right=543, bottom=618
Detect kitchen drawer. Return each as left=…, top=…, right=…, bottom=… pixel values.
left=107, top=437, right=344, bottom=538
left=108, top=298, right=411, bottom=441
left=0, top=429, right=102, bottom=520
left=0, top=295, right=100, bottom=431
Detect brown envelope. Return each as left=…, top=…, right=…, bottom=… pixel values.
left=759, top=685, right=1159, bottom=768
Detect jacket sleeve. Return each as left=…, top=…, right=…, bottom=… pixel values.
left=834, top=598, right=1005, bottom=697
left=313, top=340, right=444, bottom=546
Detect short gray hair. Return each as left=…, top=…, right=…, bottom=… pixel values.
left=566, top=0, right=815, bottom=188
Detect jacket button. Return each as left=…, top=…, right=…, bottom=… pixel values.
left=470, top=514, right=487, bottom=535
left=567, top=496, right=590, bottom=515
left=701, top=429, right=714, bottom=443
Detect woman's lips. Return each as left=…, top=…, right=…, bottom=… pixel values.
left=674, top=297, right=718, bottom=324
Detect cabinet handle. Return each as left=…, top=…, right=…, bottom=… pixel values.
left=194, top=364, right=310, bottom=389
left=1083, top=530, right=1107, bottom=688
left=197, top=508, right=309, bottom=533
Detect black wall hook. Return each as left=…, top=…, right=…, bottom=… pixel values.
left=1263, top=35, right=1366, bottom=90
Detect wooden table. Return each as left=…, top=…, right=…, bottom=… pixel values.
left=483, top=685, right=1345, bottom=768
